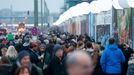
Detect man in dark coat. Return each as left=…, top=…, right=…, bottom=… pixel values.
left=27, top=42, right=40, bottom=65
left=46, top=44, right=67, bottom=75
left=119, top=44, right=134, bottom=75
left=37, top=44, right=51, bottom=70
left=9, top=51, right=42, bottom=75
left=0, top=56, right=12, bottom=75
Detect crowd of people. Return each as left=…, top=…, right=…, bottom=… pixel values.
left=0, top=31, right=133, bottom=75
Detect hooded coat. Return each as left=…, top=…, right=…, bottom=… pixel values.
left=119, top=45, right=134, bottom=75
left=45, top=44, right=67, bottom=75
left=37, top=44, right=51, bottom=69
left=100, top=44, right=125, bottom=74
left=27, top=48, right=40, bottom=65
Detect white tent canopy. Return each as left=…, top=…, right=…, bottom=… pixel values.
left=118, top=0, right=129, bottom=8
left=53, top=2, right=101, bottom=25
left=89, top=1, right=101, bottom=14
left=97, top=0, right=112, bottom=11
left=112, top=0, right=123, bottom=9
left=53, top=2, right=91, bottom=25
left=118, top=0, right=134, bottom=8
left=53, top=0, right=134, bottom=26
left=128, top=0, right=134, bottom=8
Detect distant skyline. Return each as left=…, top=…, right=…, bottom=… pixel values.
left=0, top=0, right=64, bottom=13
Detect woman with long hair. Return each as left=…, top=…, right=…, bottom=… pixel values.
left=6, top=46, right=18, bottom=63
left=15, top=66, right=30, bottom=75
left=92, top=44, right=104, bottom=75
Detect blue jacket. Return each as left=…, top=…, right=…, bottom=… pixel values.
left=100, top=44, right=125, bottom=74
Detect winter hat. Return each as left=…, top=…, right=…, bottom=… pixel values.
left=44, top=39, right=49, bottom=45
left=71, top=39, right=77, bottom=43
left=39, top=44, right=46, bottom=48
left=53, top=44, right=63, bottom=54
left=43, top=34, right=48, bottom=38
left=23, top=37, right=30, bottom=47
left=17, top=51, right=30, bottom=62
left=56, top=38, right=61, bottom=44
left=24, top=36, right=30, bottom=43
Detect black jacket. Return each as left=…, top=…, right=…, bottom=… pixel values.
left=46, top=56, right=67, bottom=75
left=27, top=49, right=40, bottom=65
left=93, top=56, right=104, bottom=75
left=37, top=51, right=51, bottom=69
left=121, top=47, right=134, bottom=75
left=0, top=64, right=12, bottom=75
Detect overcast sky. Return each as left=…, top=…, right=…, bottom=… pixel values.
left=0, top=0, right=64, bottom=13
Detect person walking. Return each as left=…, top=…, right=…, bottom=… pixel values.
left=37, top=44, right=51, bottom=70
left=6, top=46, right=18, bottom=63
left=27, top=43, right=39, bottom=65
left=9, top=51, right=42, bottom=75
left=7, top=33, right=14, bottom=41
left=67, top=50, right=94, bottom=75
left=46, top=44, right=66, bottom=75
left=119, top=43, right=134, bottom=75
left=100, top=38, right=125, bottom=75
left=0, top=56, right=12, bottom=75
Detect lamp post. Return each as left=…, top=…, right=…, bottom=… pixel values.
left=34, top=0, right=38, bottom=26
left=10, top=0, right=13, bottom=29
left=10, top=4, right=13, bottom=29
left=41, top=0, right=43, bottom=31
left=44, top=0, right=47, bottom=24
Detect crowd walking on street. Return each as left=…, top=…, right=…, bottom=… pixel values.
left=0, top=31, right=133, bottom=75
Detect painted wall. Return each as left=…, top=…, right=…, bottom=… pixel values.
left=116, top=9, right=132, bottom=45
left=95, top=10, right=112, bottom=46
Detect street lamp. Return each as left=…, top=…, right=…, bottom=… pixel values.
left=9, top=0, right=13, bottom=29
